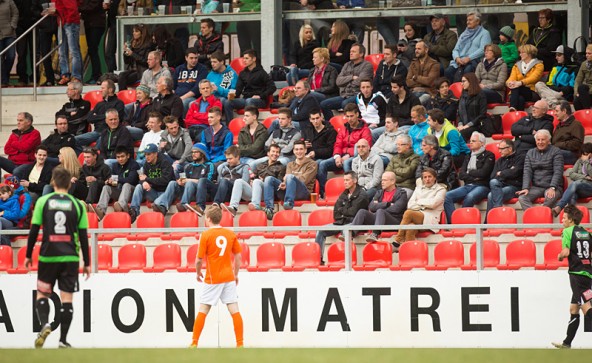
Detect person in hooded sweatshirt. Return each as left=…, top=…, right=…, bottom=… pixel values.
left=0, top=185, right=21, bottom=246
left=370, top=115, right=404, bottom=168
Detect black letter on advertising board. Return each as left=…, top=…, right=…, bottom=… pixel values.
left=0, top=291, right=14, bottom=332
left=262, top=288, right=297, bottom=332
left=166, top=289, right=195, bottom=332
left=318, top=288, right=351, bottom=332
left=511, top=287, right=519, bottom=332
left=83, top=290, right=91, bottom=332
left=362, top=287, right=391, bottom=331
left=410, top=288, right=441, bottom=332
left=32, top=291, right=61, bottom=332
left=461, top=287, right=492, bottom=331
left=112, top=289, right=144, bottom=333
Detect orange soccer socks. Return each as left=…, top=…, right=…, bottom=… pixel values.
left=191, top=312, right=207, bottom=346
left=232, top=312, right=244, bottom=347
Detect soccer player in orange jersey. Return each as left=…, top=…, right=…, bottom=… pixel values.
left=191, top=205, right=243, bottom=348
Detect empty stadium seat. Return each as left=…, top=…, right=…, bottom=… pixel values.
left=220, top=210, right=234, bottom=227
left=262, top=115, right=277, bottom=128
left=316, top=176, right=345, bottom=207
left=237, top=210, right=267, bottom=239
left=177, top=244, right=200, bottom=272
left=425, top=240, right=464, bottom=270
left=83, top=90, right=103, bottom=109
left=96, top=244, right=113, bottom=271
left=144, top=243, right=182, bottom=272
left=535, top=239, right=568, bottom=270
left=0, top=245, right=13, bottom=271
left=329, top=115, right=347, bottom=132
left=162, top=212, right=199, bottom=240
left=230, top=57, right=247, bottom=74
left=8, top=245, right=40, bottom=274
left=299, top=209, right=334, bottom=238
left=117, top=89, right=137, bottom=104
left=246, top=242, right=286, bottom=272
left=515, top=206, right=552, bottom=236
left=484, top=207, right=517, bottom=236
left=364, top=53, right=384, bottom=72
left=108, top=244, right=146, bottom=273
left=240, top=242, right=250, bottom=269
left=353, top=241, right=392, bottom=271
left=87, top=212, right=99, bottom=229
left=574, top=109, right=592, bottom=135
left=485, top=142, right=501, bottom=160
left=133, top=211, right=165, bottom=241
left=318, top=242, right=357, bottom=271
left=449, top=82, right=463, bottom=98
left=99, top=212, right=131, bottom=241
left=266, top=210, right=302, bottom=239
left=497, top=239, right=536, bottom=270
left=282, top=242, right=321, bottom=271
left=391, top=240, right=428, bottom=271
left=551, top=206, right=590, bottom=236
left=441, top=207, right=480, bottom=237
left=492, top=111, right=527, bottom=140
left=228, top=117, right=246, bottom=144
left=461, top=240, right=501, bottom=270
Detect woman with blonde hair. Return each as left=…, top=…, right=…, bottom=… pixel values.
left=288, top=24, right=320, bottom=86
left=309, top=47, right=339, bottom=104
left=506, top=44, right=544, bottom=111
left=42, top=147, right=85, bottom=199
left=327, top=20, right=354, bottom=71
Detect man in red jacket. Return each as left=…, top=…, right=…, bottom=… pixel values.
left=0, top=112, right=41, bottom=178
left=185, top=79, right=222, bottom=141
left=316, top=103, right=372, bottom=198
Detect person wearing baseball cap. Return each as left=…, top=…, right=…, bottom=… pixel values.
left=423, top=14, right=458, bottom=70
left=535, top=44, right=576, bottom=107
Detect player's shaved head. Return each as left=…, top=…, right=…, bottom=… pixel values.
left=205, top=205, right=222, bottom=224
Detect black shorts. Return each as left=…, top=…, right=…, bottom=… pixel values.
left=569, top=273, right=592, bottom=305
left=37, top=261, right=80, bottom=294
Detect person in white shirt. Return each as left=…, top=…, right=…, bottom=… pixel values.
left=136, top=113, right=164, bottom=166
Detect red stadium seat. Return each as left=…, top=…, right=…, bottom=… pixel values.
left=237, top=210, right=267, bottom=239
left=0, top=245, right=13, bottom=271
left=99, top=212, right=131, bottom=241
left=87, top=212, right=99, bottom=229
left=96, top=244, right=113, bottom=271
left=108, top=244, right=146, bottom=273
left=449, top=82, right=463, bottom=98
left=144, top=243, right=181, bottom=272
left=282, top=242, right=321, bottom=271
left=425, top=240, right=464, bottom=270
left=228, top=117, right=246, bottom=144
left=246, top=242, right=286, bottom=271
left=391, top=240, right=428, bottom=271
left=318, top=241, right=357, bottom=271
left=492, top=111, right=527, bottom=140
left=484, top=207, right=517, bottom=236
left=117, top=89, right=137, bottom=104
left=535, top=240, right=568, bottom=270
left=317, top=176, right=345, bottom=207
left=485, top=142, right=501, bottom=160
left=329, top=115, right=347, bottom=132
left=574, top=109, right=592, bottom=135
left=548, top=110, right=560, bottom=130
left=461, top=240, right=501, bottom=270
left=177, top=244, right=200, bottom=272
left=163, top=212, right=199, bottom=240
left=266, top=210, right=302, bottom=239
left=220, top=210, right=234, bottom=227
left=132, top=211, right=165, bottom=241
left=262, top=115, right=276, bottom=129
left=364, top=53, right=384, bottom=72
left=83, top=90, right=103, bottom=109
left=353, top=241, right=392, bottom=271
left=441, top=207, right=480, bottom=237
left=515, top=206, right=552, bottom=236
left=299, top=209, right=334, bottom=238
left=240, top=242, right=250, bottom=269
left=230, top=57, right=247, bottom=74
left=8, top=246, right=31, bottom=274
left=552, top=206, right=590, bottom=236
left=497, top=239, right=536, bottom=270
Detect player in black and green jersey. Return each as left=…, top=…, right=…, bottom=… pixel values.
left=553, top=204, right=592, bottom=349
left=25, top=166, right=90, bottom=349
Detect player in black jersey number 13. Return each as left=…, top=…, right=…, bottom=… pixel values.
left=25, top=166, right=91, bottom=349
left=553, top=205, right=592, bottom=349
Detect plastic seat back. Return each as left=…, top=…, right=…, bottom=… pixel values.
left=151, top=243, right=182, bottom=271
left=574, top=109, right=592, bottom=135
left=501, top=111, right=528, bottom=134
left=134, top=211, right=165, bottom=240
left=485, top=207, right=517, bottom=236
left=329, top=115, right=347, bottom=132
left=431, top=240, right=464, bottom=269
left=165, top=212, right=199, bottom=240
left=485, top=142, right=501, bottom=160
left=541, top=239, right=567, bottom=268
left=99, top=212, right=131, bottom=240
left=97, top=244, right=113, bottom=270
left=286, top=242, right=320, bottom=270
left=449, top=82, right=463, bottom=98
left=505, top=239, right=536, bottom=268
left=83, top=90, right=103, bottom=109
left=272, top=210, right=302, bottom=238
left=228, top=117, right=246, bottom=144
left=520, top=206, right=552, bottom=236
left=262, top=115, right=277, bottom=129
left=397, top=240, right=428, bottom=269
left=364, top=53, right=384, bottom=72
left=240, top=242, right=250, bottom=268
left=361, top=241, right=392, bottom=268
left=230, top=57, right=247, bottom=74
left=443, top=207, right=480, bottom=236
left=114, top=244, right=146, bottom=271
left=0, top=245, right=13, bottom=271
left=321, top=177, right=345, bottom=206
left=238, top=210, right=267, bottom=239
left=468, top=240, right=500, bottom=267
left=117, top=89, right=137, bottom=104
left=324, top=241, right=357, bottom=269
left=252, top=242, right=285, bottom=271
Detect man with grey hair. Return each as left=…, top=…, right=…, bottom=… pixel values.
left=517, top=129, right=564, bottom=210
left=0, top=112, right=41, bottom=176
left=444, top=10, right=491, bottom=82
left=406, top=40, right=440, bottom=105
left=386, top=133, right=420, bottom=198
left=485, top=138, right=524, bottom=220
left=416, top=134, right=458, bottom=190
left=140, top=50, right=172, bottom=98
left=443, top=131, right=495, bottom=222
left=153, top=76, right=185, bottom=126
left=511, top=99, right=555, bottom=155
left=351, top=138, right=383, bottom=200
left=55, top=80, right=91, bottom=136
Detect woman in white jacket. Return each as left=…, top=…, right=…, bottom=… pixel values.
left=393, top=167, right=446, bottom=251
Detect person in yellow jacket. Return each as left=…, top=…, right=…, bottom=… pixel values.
left=506, top=44, right=544, bottom=111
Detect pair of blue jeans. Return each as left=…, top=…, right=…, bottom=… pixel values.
left=59, top=23, right=82, bottom=80
left=263, top=175, right=309, bottom=208
left=130, top=184, right=164, bottom=213
left=485, top=179, right=519, bottom=221
left=0, top=37, right=16, bottom=85
left=557, top=180, right=592, bottom=209
left=444, top=184, right=490, bottom=223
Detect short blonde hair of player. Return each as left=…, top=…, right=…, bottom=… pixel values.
left=204, top=205, right=222, bottom=225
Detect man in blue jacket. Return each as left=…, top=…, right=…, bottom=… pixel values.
left=199, top=107, right=233, bottom=165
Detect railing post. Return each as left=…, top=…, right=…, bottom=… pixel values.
left=476, top=225, right=483, bottom=271
left=91, top=231, right=98, bottom=273
left=344, top=226, right=351, bottom=271
left=33, top=28, right=37, bottom=101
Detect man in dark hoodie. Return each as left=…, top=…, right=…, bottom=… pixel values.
left=80, top=147, right=111, bottom=210
left=153, top=76, right=185, bottom=126
left=301, top=109, right=337, bottom=162
left=99, top=109, right=134, bottom=169
left=315, top=171, right=369, bottom=264
left=128, top=143, right=175, bottom=223
left=76, top=79, right=125, bottom=149
left=55, top=80, right=90, bottom=136
left=373, top=45, right=408, bottom=99
left=41, top=115, right=76, bottom=165
left=229, top=49, right=276, bottom=112
left=93, top=146, right=140, bottom=221
left=511, top=99, right=555, bottom=155
left=172, top=143, right=216, bottom=214
left=194, top=18, right=223, bottom=70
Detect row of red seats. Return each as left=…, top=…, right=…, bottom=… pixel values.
left=1, top=238, right=565, bottom=273
left=489, top=109, right=592, bottom=140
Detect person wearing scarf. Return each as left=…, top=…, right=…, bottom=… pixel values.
left=574, top=44, right=592, bottom=110
left=476, top=44, right=508, bottom=104
left=506, top=44, right=544, bottom=111
left=527, top=8, right=562, bottom=72
left=444, top=10, right=491, bottom=83
left=442, top=131, right=495, bottom=223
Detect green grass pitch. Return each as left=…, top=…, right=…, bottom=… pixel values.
left=0, top=348, right=588, bottom=363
